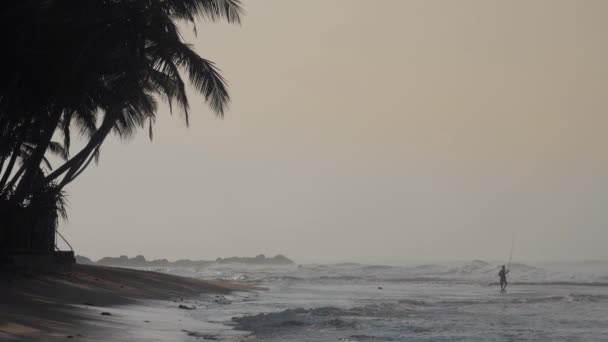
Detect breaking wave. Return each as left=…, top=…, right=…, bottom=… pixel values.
left=249, top=260, right=608, bottom=286
left=232, top=292, right=607, bottom=335
left=156, top=259, right=608, bottom=287
left=143, top=259, right=608, bottom=341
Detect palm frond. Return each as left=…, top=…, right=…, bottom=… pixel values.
left=172, top=43, right=230, bottom=116
left=55, top=189, right=69, bottom=221
left=41, top=155, right=53, bottom=171
left=149, top=59, right=190, bottom=121
left=61, top=111, right=72, bottom=156
left=112, top=92, right=158, bottom=140
left=47, top=141, right=69, bottom=160
left=161, top=0, right=243, bottom=24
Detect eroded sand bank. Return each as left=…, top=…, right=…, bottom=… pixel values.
left=0, top=264, right=260, bottom=341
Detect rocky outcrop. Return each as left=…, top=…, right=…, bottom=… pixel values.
left=77, top=254, right=295, bottom=267
left=215, top=254, right=294, bottom=265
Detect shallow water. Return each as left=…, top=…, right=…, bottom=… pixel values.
left=152, top=261, right=608, bottom=341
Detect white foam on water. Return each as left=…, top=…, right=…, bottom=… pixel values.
left=142, top=260, right=608, bottom=341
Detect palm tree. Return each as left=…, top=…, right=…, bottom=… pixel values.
left=0, top=0, right=243, bottom=253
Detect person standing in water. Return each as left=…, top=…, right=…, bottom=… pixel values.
left=499, top=265, right=509, bottom=292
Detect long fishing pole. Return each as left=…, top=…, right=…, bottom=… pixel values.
left=507, top=237, right=515, bottom=271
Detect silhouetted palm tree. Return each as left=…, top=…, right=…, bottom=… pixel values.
left=0, top=0, right=242, bottom=252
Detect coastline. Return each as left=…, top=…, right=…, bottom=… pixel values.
left=0, top=264, right=261, bottom=341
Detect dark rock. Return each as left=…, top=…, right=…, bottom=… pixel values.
left=100, top=312, right=112, bottom=316
left=215, top=254, right=295, bottom=265
left=178, top=304, right=195, bottom=310
left=214, top=296, right=231, bottom=305
left=133, top=255, right=146, bottom=264
left=81, top=254, right=295, bottom=267
left=75, top=255, right=94, bottom=265
left=322, top=318, right=356, bottom=328
left=183, top=330, right=219, bottom=340
left=279, top=320, right=305, bottom=327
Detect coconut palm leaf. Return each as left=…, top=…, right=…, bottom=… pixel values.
left=160, top=0, right=243, bottom=24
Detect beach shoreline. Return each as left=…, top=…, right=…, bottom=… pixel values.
left=0, top=264, right=260, bottom=341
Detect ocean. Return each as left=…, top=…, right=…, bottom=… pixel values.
left=151, top=260, right=608, bottom=341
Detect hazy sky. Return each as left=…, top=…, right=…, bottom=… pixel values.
left=63, top=0, right=608, bottom=264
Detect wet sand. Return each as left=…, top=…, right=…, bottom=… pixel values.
left=0, top=264, right=260, bottom=341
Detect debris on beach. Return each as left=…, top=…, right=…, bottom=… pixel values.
left=182, top=330, right=219, bottom=340
left=214, top=295, right=232, bottom=305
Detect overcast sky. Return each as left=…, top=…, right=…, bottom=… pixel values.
left=63, top=0, right=608, bottom=264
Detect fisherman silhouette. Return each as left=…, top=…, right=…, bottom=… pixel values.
left=499, top=265, right=509, bottom=293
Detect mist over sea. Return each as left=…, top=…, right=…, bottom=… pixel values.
left=137, top=260, right=608, bottom=341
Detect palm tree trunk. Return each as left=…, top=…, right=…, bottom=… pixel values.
left=2, top=165, right=26, bottom=199
left=13, top=109, right=63, bottom=201
left=0, top=156, right=6, bottom=177
left=43, top=114, right=114, bottom=187
left=0, top=143, right=22, bottom=193
left=58, top=146, right=98, bottom=190
left=0, top=126, right=24, bottom=172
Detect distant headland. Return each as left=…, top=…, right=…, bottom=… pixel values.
left=76, top=254, right=295, bottom=267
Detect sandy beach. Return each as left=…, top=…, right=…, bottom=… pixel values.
left=0, top=264, right=259, bottom=341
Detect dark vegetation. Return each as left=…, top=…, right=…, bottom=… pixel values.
left=0, top=1, right=242, bottom=255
